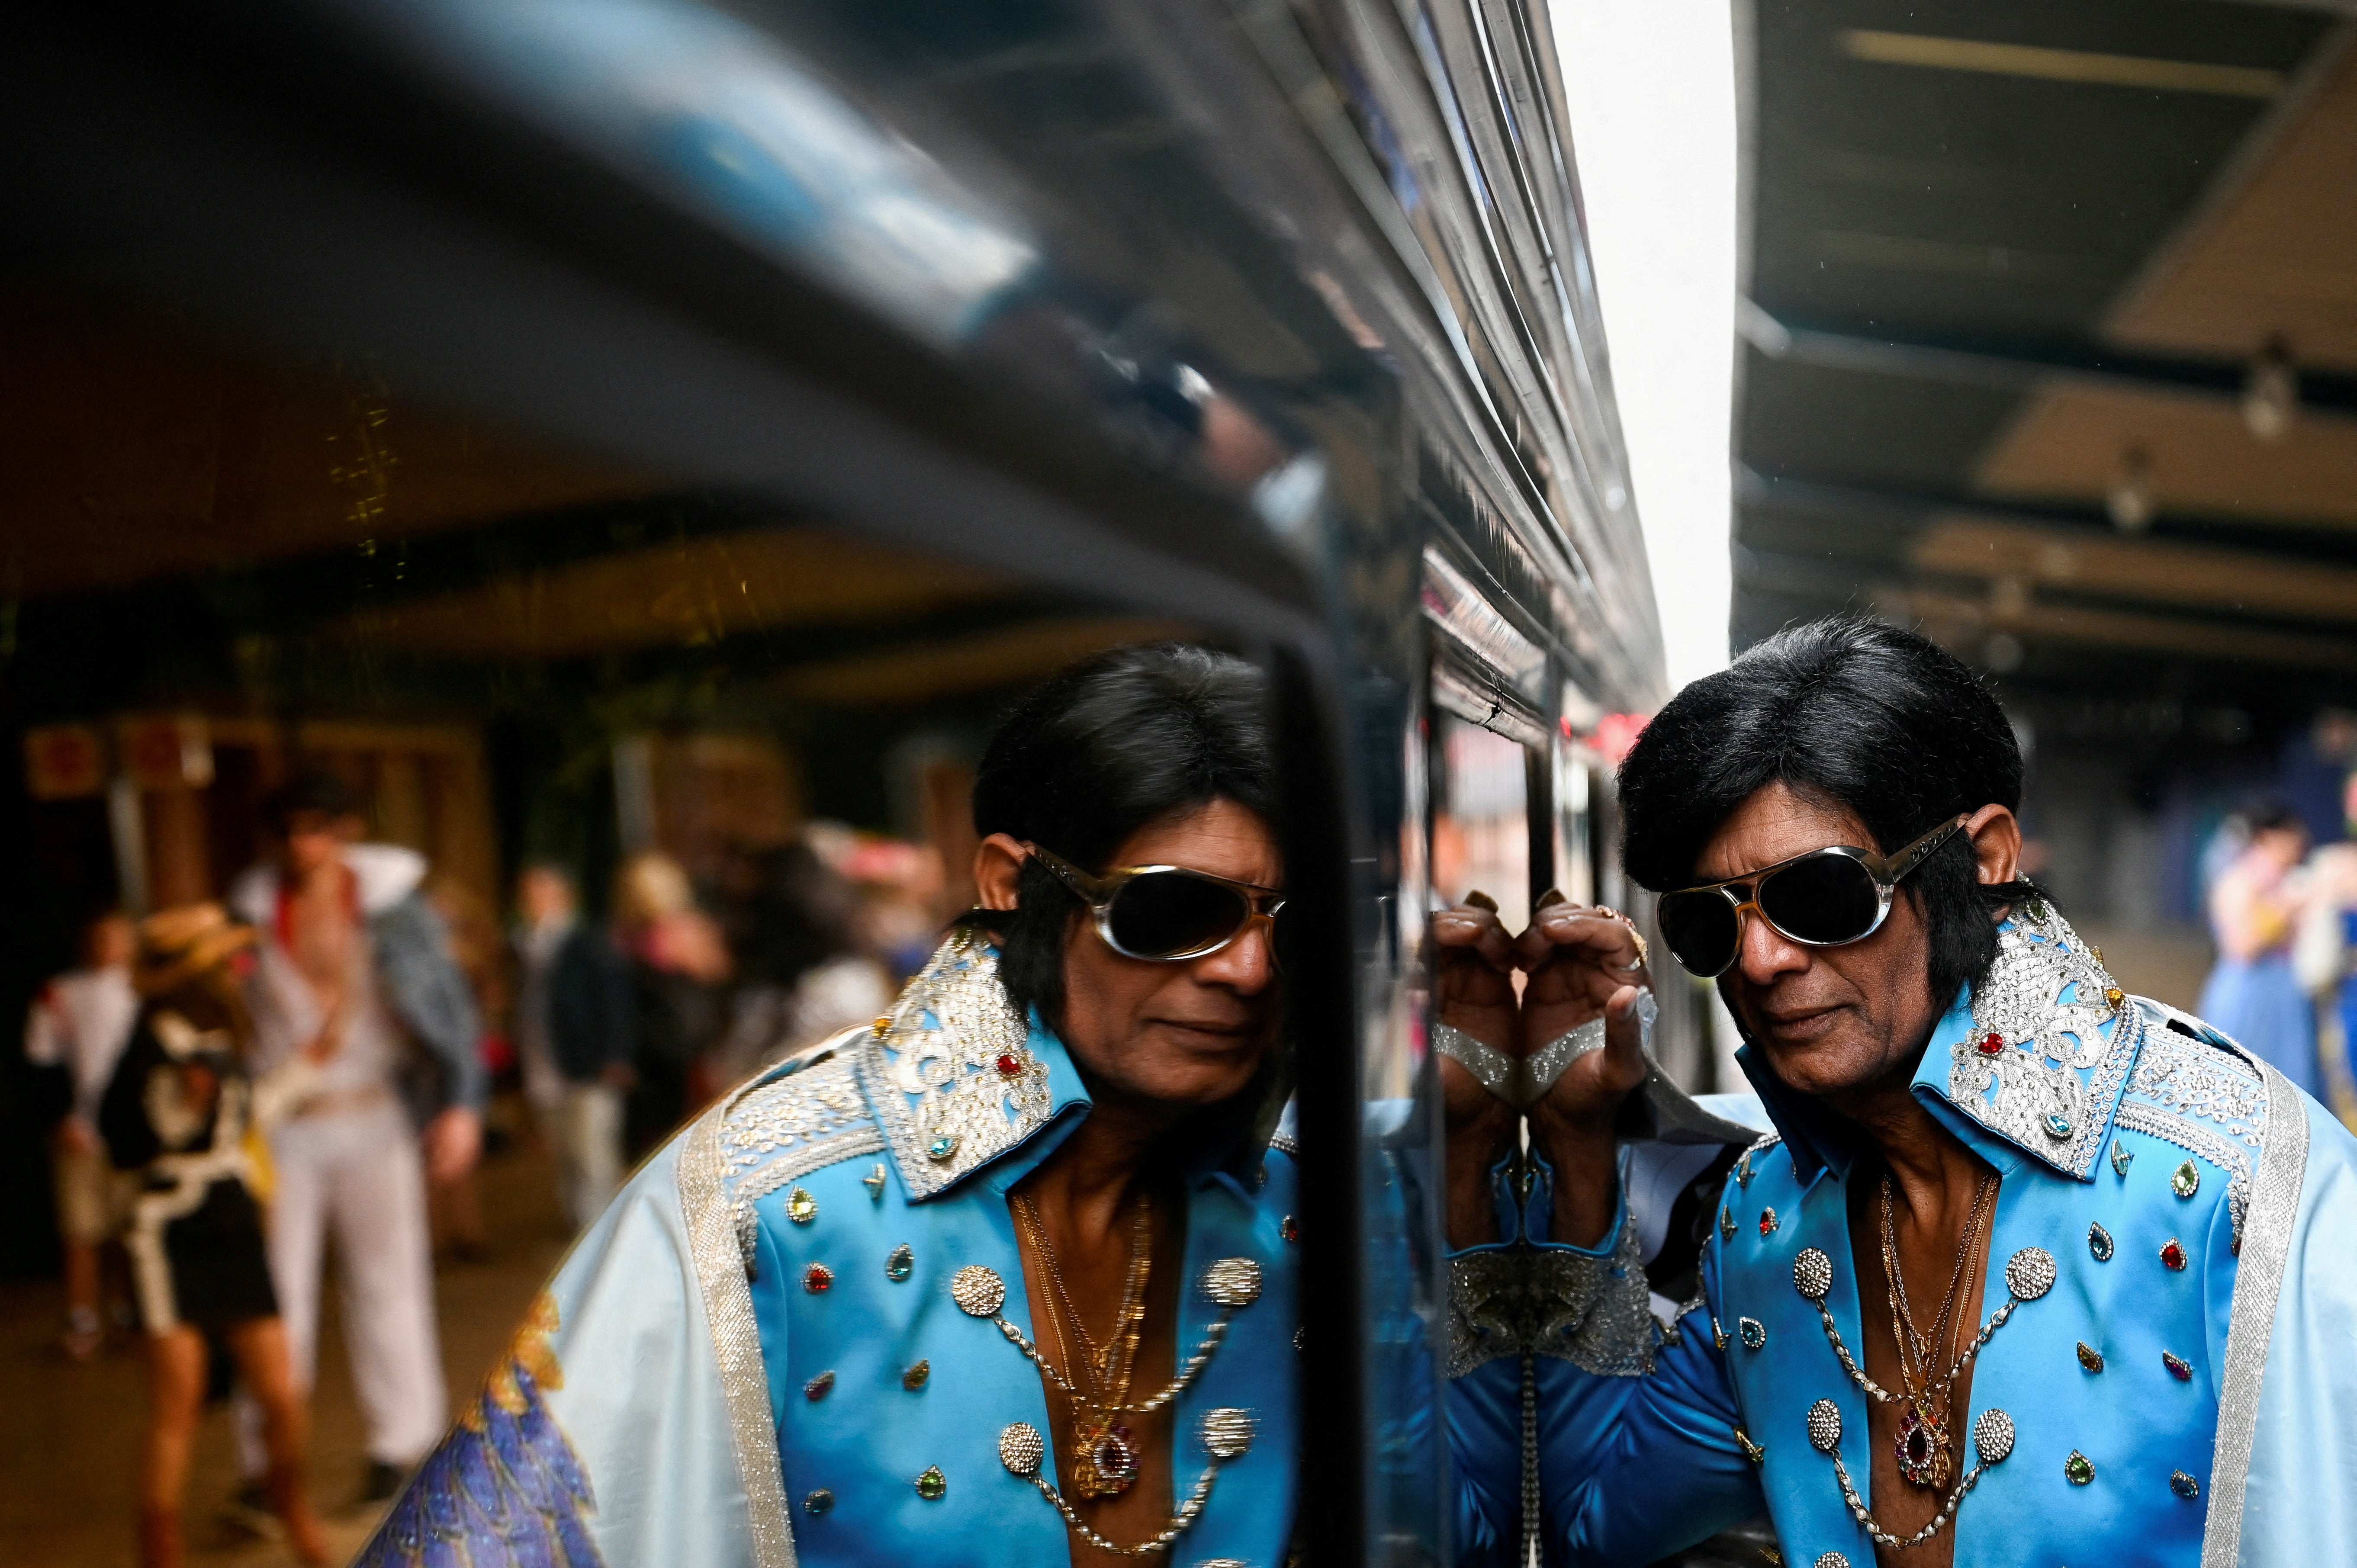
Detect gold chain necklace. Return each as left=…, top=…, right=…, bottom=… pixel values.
left=1878, top=1170, right=1997, bottom=1490
left=1013, top=1189, right=1154, bottom=1499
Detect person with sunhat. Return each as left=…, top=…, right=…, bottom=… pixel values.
left=99, top=903, right=328, bottom=1568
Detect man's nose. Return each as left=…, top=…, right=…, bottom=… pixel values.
left=1734, top=903, right=1810, bottom=983
left=1195, top=916, right=1278, bottom=992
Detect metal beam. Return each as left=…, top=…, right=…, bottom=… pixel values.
left=1737, top=467, right=2357, bottom=565
left=1737, top=303, right=2357, bottom=418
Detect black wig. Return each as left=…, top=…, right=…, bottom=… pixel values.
left=972, top=643, right=1275, bottom=1026
left=1617, top=616, right=2039, bottom=1015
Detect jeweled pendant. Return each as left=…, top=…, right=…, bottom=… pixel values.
left=1894, top=1402, right=1950, bottom=1488
left=1072, top=1420, right=1139, bottom=1497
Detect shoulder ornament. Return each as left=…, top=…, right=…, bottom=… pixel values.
left=717, top=1042, right=882, bottom=1272
left=854, top=933, right=1051, bottom=1200
left=2114, top=1001, right=2268, bottom=1243
left=1945, top=905, right=2140, bottom=1176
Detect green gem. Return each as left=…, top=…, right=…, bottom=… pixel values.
left=915, top=1465, right=947, bottom=1500
left=902, top=1359, right=930, bottom=1390
left=2065, top=1451, right=2095, bottom=1485
left=2076, top=1341, right=2104, bottom=1373
left=2171, top=1160, right=2200, bottom=1199
left=787, top=1187, right=818, bottom=1224
left=886, top=1243, right=913, bottom=1282
left=863, top=1164, right=887, bottom=1202
left=804, top=1489, right=834, bottom=1515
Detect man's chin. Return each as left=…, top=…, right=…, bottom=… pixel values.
left=1755, top=1029, right=1881, bottom=1098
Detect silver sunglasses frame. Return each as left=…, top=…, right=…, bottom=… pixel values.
left=1658, top=816, right=1968, bottom=977
left=1025, top=843, right=1286, bottom=963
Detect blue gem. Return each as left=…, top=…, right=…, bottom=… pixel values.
left=2170, top=1469, right=2200, bottom=1500
left=2042, top=1113, right=2073, bottom=1141
left=2088, top=1221, right=2114, bottom=1261
left=1738, top=1316, right=1767, bottom=1350
left=926, top=1135, right=959, bottom=1162
left=2112, top=1141, right=2133, bottom=1177
left=886, top=1243, right=913, bottom=1282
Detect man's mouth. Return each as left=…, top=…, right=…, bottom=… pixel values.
left=1759, top=1003, right=1843, bottom=1042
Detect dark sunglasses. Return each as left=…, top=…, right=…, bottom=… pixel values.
left=1656, top=816, right=1966, bottom=978
left=1026, top=843, right=1289, bottom=965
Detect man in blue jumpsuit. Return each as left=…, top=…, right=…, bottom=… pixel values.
left=1439, top=618, right=2357, bottom=1568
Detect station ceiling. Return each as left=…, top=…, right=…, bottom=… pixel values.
left=1736, top=0, right=2357, bottom=734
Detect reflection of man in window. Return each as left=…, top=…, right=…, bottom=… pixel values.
left=228, top=772, right=485, bottom=1506
left=354, top=645, right=1302, bottom=1568
left=1438, top=618, right=2357, bottom=1567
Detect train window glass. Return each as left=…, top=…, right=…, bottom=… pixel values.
left=0, top=271, right=1308, bottom=1562
left=1432, top=713, right=1534, bottom=935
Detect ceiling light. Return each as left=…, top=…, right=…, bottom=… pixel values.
left=2107, top=445, right=2154, bottom=533
left=2242, top=335, right=2297, bottom=442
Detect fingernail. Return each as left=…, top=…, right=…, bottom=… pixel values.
left=1536, top=887, right=1567, bottom=909
left=1463, top=890, right=1499, bottom=912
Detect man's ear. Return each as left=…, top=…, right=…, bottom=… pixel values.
left=974, top=834, right=1029, bottom=911
left=1963, top=804, right=2022, bottom=886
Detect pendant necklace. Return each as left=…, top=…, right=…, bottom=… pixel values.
left=1013, top=1189, right=1154, bottom=1499
left=1878, top=1169, right=1997, bottom=1490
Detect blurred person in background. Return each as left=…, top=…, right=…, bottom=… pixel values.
left=709, top=839, right=888, bottom=1083
left=23, top=907, right=139, bottom=1359
left=613, top=850, right=731, bottom=1156
left=2199, top=800, right=2318, bottom=1098
left=425, top=874, right=511, bottom=1262
left=514, top=864, right=636, bottom=1230
left=101, top=904, right=328, bottom=1568
left=227, top=771, right=486, bottom=1509
left=2294, top=773, right=2357, bottom=1125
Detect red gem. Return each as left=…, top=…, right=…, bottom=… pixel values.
left=1281, top=1215, right=1299, bottom=1243
left=804, top=1263, right=834, bottom=1293
left=1977, top=1032, right=2006, bottom=1056
left=995, top=1053, right=1023, bottom=1078
left=1758, top=1208, right=1778, bottom=1237
left=2160, top=1239, right=2187, bottom=1272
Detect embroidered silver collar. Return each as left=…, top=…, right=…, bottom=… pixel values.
left=854, top=931, right=1057, bottom=1200
left=1943, top=903, right=2143, bottom=1178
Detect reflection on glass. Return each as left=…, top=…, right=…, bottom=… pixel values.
left=1434, top=714, right=1534, bottom=935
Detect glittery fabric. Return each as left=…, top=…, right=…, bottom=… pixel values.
left=2117, top=1018, right=2264, bottom=1243
left=2203, top=1057, right=2308, bottom=1568
left=718, top=1048, right=884, bottom=1276
left=1445, top=1216, right=1659, bottom=1378
left=853, top=938, right=1049, bottom=1201
left=1945, top=907, right=2140, bottom=1177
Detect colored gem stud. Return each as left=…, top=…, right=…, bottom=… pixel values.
left=1738, top=1316, right=1768, bottom=1351
left=1205, top=1257, right=1263, bottom=1308
left=902, top=1359, right=930, bottom=1391
left=1712, top=1318, right=1730, bottom=1352
left=2064, top=1451, right=2095, bottom=1486
left=2170, top=1469, right=2201, bottom=1500
left=926, top=1134, right=960, bottom=1163
left=1806, top=1399, right=1842, bottom=1454
left=915, top=1466, right=946, bottom=1501
left=2106, top=987, right=2126, bottom=1009
left=2076, top=1341, right=2104, bottom=1373
left=1973, top=1408, right=2015, bottom=1465
left=1719, top=1206, right=1736, bottom=1243
left=1976, top=1031, right=2006, bottom=1057
left=1793, top=1247, right=1834, bottom=1303
left=2112, top=1141, right=2134, bottom=1178
left=994, top=1052, right=1023, bottom=1078
left=804, top=1371, right=835, bottom=1401
left=1814, top=1556, right=1850, bottom=1568
left=787, top=1186, right=818, bottom=1225
left=2161, top=1238, right=2188, bottom=1271
left=2171, top=1160, right=2201, bottom=1199
left=1281, top=1215, right=1299, bottom=1244
left=951, top=1264, right=1006, bottom=1317
left=886, top=1243, right=914, bottom=1282
left=1759, top=1208, right=1779, bottom=1237
left=2162, top=1351, right=2193, bottom=1381
left=2042, top=1112, right=2073, bottom=1141
left=2089, top=1221, right=2115, bottom=1262
left=804, top=1489, right=835, bottom=1516
left=999, top=1422, right=1045, bottom=1478
left=2004, top=1247, right=2058, bottom=1301
left=1735, top=1149, right=1756, bottom=1188
left=1200, top=1407, right=1256, bottom=1460
left=872, top=1015, right=892, bottom=1037
left=1734, top=1426, right=1765, bottom=1465
left=803, top=1263, right=833, bottom=1294
left=863, top=1164, right=887, bottom=1203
